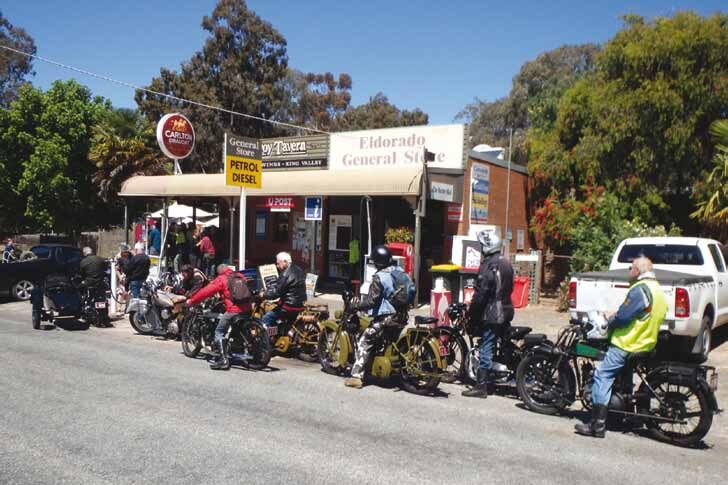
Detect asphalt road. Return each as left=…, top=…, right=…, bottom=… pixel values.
left=1, top=301, right=726, bottom=485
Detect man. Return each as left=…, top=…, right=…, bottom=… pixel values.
left=344, top=245, right=410, bottom=389
left=179, top=264, right=208, bottom=298
left=259, top=252, right=307, bottom=329
left=148, top=222, right=161, bottom=256
left=125, top=242, right=151, bottom=299
left=462, top=230, right=514, bottom=399
left=79, top=247, right=107, bottom=289
left=575, top=256, right=667, bottom=438
left=186, top=264, right=252, bottom=370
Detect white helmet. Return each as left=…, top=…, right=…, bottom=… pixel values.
left=477, top=230, right=502, bottom=256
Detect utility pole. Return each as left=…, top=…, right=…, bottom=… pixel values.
left=504, top=128, right=513, bottom=257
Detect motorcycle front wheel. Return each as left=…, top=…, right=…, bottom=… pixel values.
left=318, top=326, right=350, bottom=375
left=241, top=319, right=272, bottom=370
left=638, top=373, right=713, bottom=447
left=181, top=314, right=203, bottom=358
left=516, top=352, right=575, bottom=415
left=399, top=338, right=441, bottom=395
left=129, top=311, right=153, bottom=335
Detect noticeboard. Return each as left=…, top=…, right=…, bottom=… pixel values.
left=258, top=264, right=279, bottom=290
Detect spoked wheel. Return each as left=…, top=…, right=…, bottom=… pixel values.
left=318, top=326, right=351, bottom=375
left=241, top=319, right=272, bottom=370
left=433, top=327, right=468, bottom=383
left=129, top=311, right=154, bottom=335
left=399, top=337, right=441, bottom=395
left=516, top=352, right=575, bottom=415
left=638, top=373, right=713, bottom=447
left=296, top=322, right=321, bottom=363
left=181, top=313, right=203, bottom=358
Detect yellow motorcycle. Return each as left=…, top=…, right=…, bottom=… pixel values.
left=318, top=292, right=446, bottom=395
left=253, top=300, right=328, bottom=362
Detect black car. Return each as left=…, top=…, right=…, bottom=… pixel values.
left=0, top=244, right=82, bottom=301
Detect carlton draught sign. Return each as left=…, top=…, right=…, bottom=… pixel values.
left=156, top=113, right=195, bottom=159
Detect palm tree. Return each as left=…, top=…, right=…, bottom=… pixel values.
left=90, top=111, right=170, bottom=202
left=691, top=120, right=728, bottom=238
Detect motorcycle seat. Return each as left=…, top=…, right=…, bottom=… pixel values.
left=628, top=350, right=655, bottom=363
left=523, top=333, right=547, bottom=345
left=415, top=316, right=439, bottom=326
left=508, top=326, right=532, bottom=340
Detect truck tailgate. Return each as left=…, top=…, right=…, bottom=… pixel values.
left=574, top=279, right=630, bottom=313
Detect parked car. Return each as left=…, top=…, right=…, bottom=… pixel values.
left=568, top=237, right=728, bottom=362
left=0, top=244, right=83, bottom=301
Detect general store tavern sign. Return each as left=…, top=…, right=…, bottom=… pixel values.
left=261, top=134, right=328, bottom=170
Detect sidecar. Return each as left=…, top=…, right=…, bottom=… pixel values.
left=31, top=273, right=82, bottom=329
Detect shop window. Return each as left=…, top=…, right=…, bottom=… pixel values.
left=255, top=211, right=267, bottom=240
left=272, top=212, right=290, bottom=243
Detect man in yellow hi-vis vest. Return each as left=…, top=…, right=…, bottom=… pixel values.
left=575, top=256, right=668, bottom=438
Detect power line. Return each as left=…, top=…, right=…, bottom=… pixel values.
left=0, top=45, right=331, bottom=136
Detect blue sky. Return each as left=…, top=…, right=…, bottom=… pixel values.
left=3, top=1, right=726, bottom=125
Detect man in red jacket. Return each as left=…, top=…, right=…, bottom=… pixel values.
left=186, top=264, right=252, bottom=370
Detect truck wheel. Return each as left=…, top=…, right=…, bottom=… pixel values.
left=684, top=315, right=712, bottom=363
left=11, top=280, right=34, bottom=301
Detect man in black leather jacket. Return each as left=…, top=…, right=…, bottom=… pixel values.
left=462, top=231, right=514, bottom=399
left=125, top=242, right=151, bottom=298
left=259, top=252, right=307, bottom=327
left=79, top=247, right=107, bottom=288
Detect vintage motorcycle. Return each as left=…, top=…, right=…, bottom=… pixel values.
left=434, top=302, right=548, bottom=386
left=180, top=302, right=272, bottom=369
left=127, top=274, right=187, bottom=337
left=317, top=291, right=446, bottom=395
left=253, top=299, right=328, bottom=362
left=515, top=316, right=721, bottom=447
left=32, top=274, right=110, bottom=329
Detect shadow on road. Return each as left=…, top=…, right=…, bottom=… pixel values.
left=54, top=320, right=91, bottom=331
left=712, top=325, right=728, bottom=351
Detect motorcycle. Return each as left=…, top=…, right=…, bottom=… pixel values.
left=127, top=273, right=186, bottom=337
left=317, top=291, right=446, bottom=395
left=180, top=302, right=272, bottom=369
left=515, top=315, right=721, bottom=447
left=32, top=274, right=110, bottom=329
left=434, top=302, right=549, bottom=386
left=253, top=299, right=328, bottom=362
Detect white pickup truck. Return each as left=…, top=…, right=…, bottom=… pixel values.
left=569, top=237, right=728, bottom=362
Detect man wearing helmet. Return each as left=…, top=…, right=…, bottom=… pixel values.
left=344, top=244, right=409, bottom=389
left=462, top=230, right=514, bottom=398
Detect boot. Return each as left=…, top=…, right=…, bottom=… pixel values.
left=462, top=369, right=489, bottom=398
left=209, top=338, right=231, bottom=370
left=344, top=376, right=364, bottom=389
left=575, top=404, right=608, bottom=438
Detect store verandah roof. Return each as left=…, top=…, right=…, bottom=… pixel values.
left=119, top=167, right=423, bottom=198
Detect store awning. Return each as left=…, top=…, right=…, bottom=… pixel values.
left=119, top=167, right=424, bottom=198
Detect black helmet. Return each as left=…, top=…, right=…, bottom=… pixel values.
left=371, top=245, right=392, bottom=269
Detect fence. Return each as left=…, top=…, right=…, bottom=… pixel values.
left=509, top=251, right=542, bottom=305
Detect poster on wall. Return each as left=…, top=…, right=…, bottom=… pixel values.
left=462, top=241, right=482, bottom=269
left=447, top=203, right=463, bottom=222
left=470, top=163, right=490, bottom=224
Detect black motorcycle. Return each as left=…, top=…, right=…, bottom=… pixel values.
left=434, top=302, right=549, bottom=386
left=181, top=303, right=272, bottom=370
left=516, top=316, right=721, bottom=447
left=32, top=274, right=110, bottom=329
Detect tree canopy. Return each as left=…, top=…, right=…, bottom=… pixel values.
left=528, top=12, right=728, bottom=246
left=333, top=93, right=428, bottom=131
left=0, top=10, right=36, bottom=107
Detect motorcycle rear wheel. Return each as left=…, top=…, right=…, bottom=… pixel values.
left=638, top=373, right=713, bottom=447
left=433, top=327, right=468, bottom=383
left=297, top=322, right=321, bottom=363
left=129, top=311, right=153, bottom=335
left=241, top=319, right=272, bottom=370
left=400, top=339, right=441, bottom=395
left=516, top=352, right=575, bottom=415
left=181, top=314, right=203, bottom=358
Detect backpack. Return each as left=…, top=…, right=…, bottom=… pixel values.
left=227, top=272, right=252, bottom=305
left=389, top=268, right=416, bottom=310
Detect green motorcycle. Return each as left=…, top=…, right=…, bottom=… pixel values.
left=318, top=292, right=446, bottom=395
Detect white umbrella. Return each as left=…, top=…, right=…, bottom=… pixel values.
left=150, top=203, right=214, bottom=219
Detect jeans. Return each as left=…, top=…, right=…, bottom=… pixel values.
left=478, top=324, right=498, bottom=371
left=261, top=307, right=284, bottom=328
left=591, top=345, right=630, bottom=406
left=129, top=280, right=143, bottom=299
left=214, top=312, right=240, bottom=342
left=31, top=287, right=43, bottom=314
